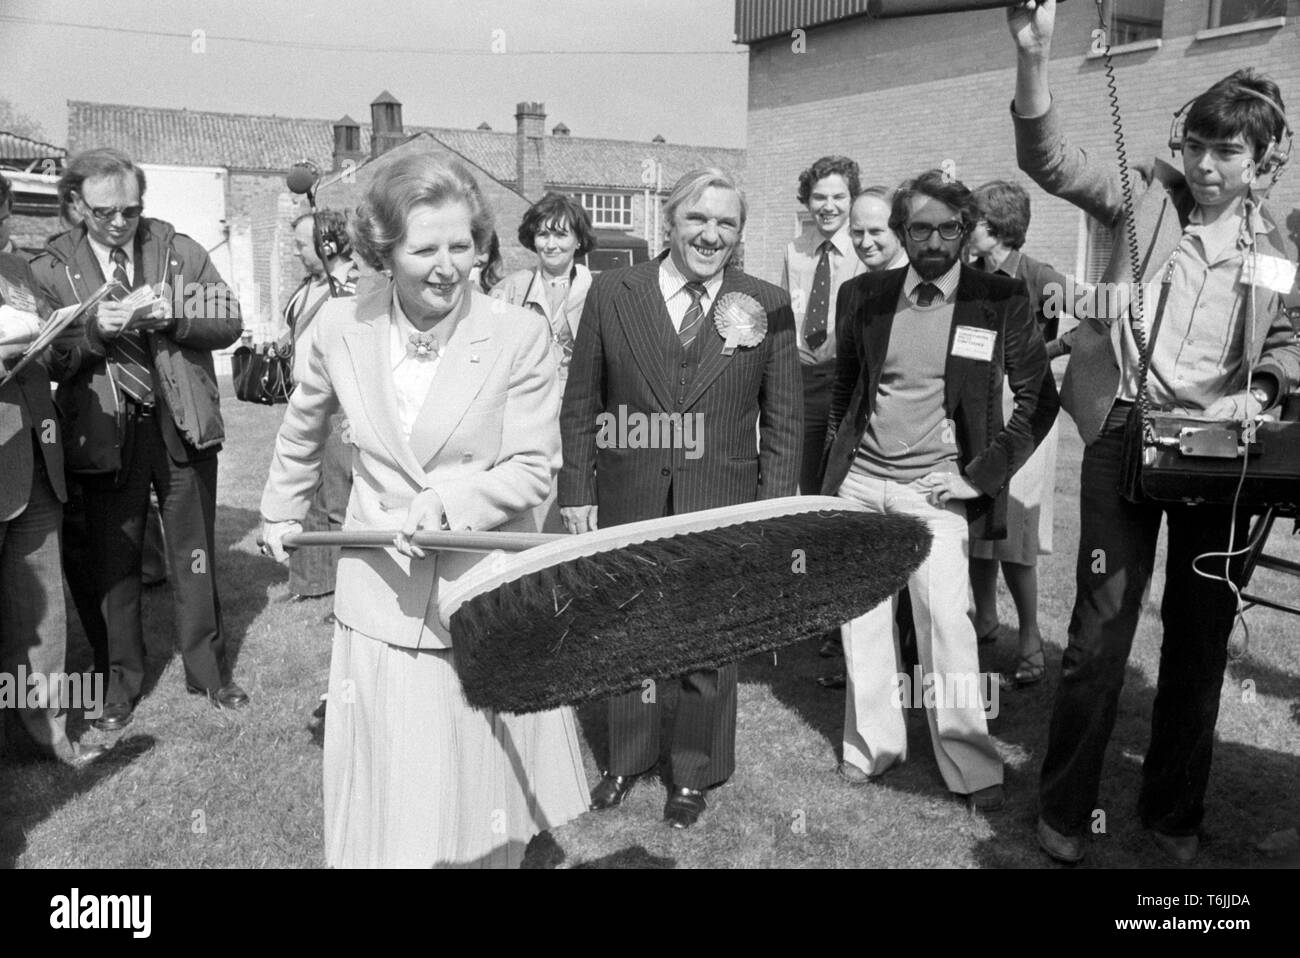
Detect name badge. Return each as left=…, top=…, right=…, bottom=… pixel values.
left=1240, top=254, right=1298, bottom=295
left=0, top=277, right=38, bottom=314
left=951, top=325, right=996, bottom=362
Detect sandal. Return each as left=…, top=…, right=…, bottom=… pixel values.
left=975, top=622, right=1002, bottom=646
left=1000, top=647, right=1045, bottom=690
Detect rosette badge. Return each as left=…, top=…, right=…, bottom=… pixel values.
left=713, top=292, right=766, bottom=355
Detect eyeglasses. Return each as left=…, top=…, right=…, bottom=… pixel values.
left=906, top=221, right=963, bottom=242
left=78, top=198, right=144, bottom=221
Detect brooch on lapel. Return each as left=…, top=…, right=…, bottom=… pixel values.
left=408, top=332, right=441, bottom=359
left=712, top=292, right=767, bottom=356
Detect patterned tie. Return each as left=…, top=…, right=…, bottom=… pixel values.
left=804, top=240, right=831, bottom=350
left=108, top=246, right=154, bottom=404
left=679, top=281, right=707, bottom=349
left=915, top=282, right=942, bottom=308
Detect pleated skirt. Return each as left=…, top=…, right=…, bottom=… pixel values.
left=322, top=623, right=590, bottom=868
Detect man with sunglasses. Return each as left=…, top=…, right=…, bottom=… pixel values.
left=30, top=147, right=246, bottom=731
left=821, top=169, right=1058, bottom=810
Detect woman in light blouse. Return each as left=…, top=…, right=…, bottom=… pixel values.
left=258, top=153, right=589, bottom=868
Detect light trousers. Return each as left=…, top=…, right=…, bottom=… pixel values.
left=837, top=471, right=1002, bottom=794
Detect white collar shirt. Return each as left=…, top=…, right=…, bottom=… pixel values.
left=659, top=254, right=725, bottom=333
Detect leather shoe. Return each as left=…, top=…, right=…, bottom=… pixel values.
left=93, top=702, right=134, bottom=732
left=1037, top=816, right=1084, bottom=864
left=589, top=771, right=637, bottom=811
left=187, top=682, right=251, bottom=709
left=1149, top=828, right=1199, bottom=864
left=664, top=786, right=707, bottom=829
left=962, top=784, right=1005, bottom=812
left=64, top=743, right=110, bottom=768
left=836, top=761, right=873, bottom=785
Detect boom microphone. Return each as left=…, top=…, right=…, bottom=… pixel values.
left=285, top=161, right=320, bottom=196
left=866, top=0, right=1066, bottom=17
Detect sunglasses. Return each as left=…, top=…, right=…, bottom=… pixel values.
left=78, top=197, right=144, bottom=221
left=906, top=221, right=963, bottom=242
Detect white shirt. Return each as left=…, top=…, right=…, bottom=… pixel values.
left=389, top=293, right=443, bottom=442
left=658, top=254, right=724, bottom=333
left=783, top=224, right=863, bottom=365
left=87, top=234, right=134, bottom=287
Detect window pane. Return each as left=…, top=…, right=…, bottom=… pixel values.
left=1110, top=0, right=1163, bottom=44
left=1216, top=0, right=1285, bottom=27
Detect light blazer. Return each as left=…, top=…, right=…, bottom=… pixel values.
left=1014, top=103, right=1300, bottom=445
left=821, top=265, right=1060, bottom=540
left=559, top=255, right=802, bottom=526
left=0, top=252, right=66, bottom=521
left=260, top=282, right=560, bottom=650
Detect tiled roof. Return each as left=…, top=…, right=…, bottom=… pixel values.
left=67, top=101, right=744, bottom=190
left=0, top=130, right=67, bottom=164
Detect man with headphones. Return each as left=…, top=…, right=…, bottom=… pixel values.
left=278, top=209, right=357, bottom=607
left=1007, top=1, right=1300, bottom=864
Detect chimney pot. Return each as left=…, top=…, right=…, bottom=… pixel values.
left=370, top=91, right=405, bottom=158
left=515, top=101, right=548, bottom=202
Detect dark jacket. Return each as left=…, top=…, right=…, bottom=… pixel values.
left=29, top=217, right=242, bottom=477
left=559, top=255, right=803, bottom=525
left=821, top=265, right=1060, bottom=540
left=0, top=252, right=67, bottom=518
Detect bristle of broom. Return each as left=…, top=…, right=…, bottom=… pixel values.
left=452, top=510, right=931, bottom=713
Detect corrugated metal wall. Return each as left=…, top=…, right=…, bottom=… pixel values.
left=734, top=0, right=876, bottom=43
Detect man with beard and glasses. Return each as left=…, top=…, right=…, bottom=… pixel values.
left=821, top=169, right=1058, bottom=810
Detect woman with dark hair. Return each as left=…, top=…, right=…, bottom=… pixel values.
left=966, top=179, right=1077, bottom=689
left=472, top=231, right=505, bottom=294
left=490, top=191, right=596, bottom=385
left=259, top=153, right=589, bottom=867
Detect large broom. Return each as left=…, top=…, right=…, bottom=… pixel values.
left=284, top=496, right=930, bottom=713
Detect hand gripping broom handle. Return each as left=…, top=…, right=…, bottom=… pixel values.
left=281, top=530, right=566, bottom=554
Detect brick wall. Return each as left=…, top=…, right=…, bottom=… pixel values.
left=744, top=1, right=1300, bottom=284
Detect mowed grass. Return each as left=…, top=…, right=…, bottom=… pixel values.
left=3, top=372, right=1298, bottom=869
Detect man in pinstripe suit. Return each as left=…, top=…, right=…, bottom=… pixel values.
left=560, top=168, right=802, bottom=828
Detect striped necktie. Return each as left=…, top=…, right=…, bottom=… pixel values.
left=109, top=246, right=154, bottom=404
left=679, top=281, right=707, bottom=349
left=804, top=240, right=831, bottom=350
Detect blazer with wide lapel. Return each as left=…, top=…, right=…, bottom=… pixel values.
left=822, top=265, right=1057, bottom=539
left=560, top=255, right=802, bottom=524
left=262, top=282, right=559, bottom=650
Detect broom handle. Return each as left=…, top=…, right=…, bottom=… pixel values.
left=282, top=529, right=564, bottom=553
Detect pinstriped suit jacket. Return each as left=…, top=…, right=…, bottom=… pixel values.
left=0, top=252, right=65, bottom=521
left=559, top=256, right=802, bottom=526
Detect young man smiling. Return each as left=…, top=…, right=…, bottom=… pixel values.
left=1008, top=0, right=1300, bottom=864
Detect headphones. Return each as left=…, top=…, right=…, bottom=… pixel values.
left=1168, top=84, right=1294, bottom=183
left=313, top=210, right=351, bottom=260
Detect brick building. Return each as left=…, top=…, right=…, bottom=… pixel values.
left=67, top=94, right=744, bottom=337
left=0, top=131, right=66, bottom=253
left=737, top=0, right=1299, bottom=285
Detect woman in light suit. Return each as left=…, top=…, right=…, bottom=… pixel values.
left=259, top=154, right=589, bottom=868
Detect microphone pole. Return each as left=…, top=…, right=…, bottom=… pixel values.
left=286, top=161, right=340, bottom=298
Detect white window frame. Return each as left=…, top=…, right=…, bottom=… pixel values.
left=574, top=191, right=633, bottom=230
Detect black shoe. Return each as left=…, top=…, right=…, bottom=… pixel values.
left=589, top=771, right=638, bottom=811
left=93, top=702, right=134, bottom=732
left=664, top=786, right=707, bottom=829
left=187, top=682, right=250, bottom=710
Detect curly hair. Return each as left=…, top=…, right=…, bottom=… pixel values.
left=350, top=153, right=494, bottom=271
left=292, top=208, right=353, bottom=259
left=888, top=169, right=975, bottom=238
left=796, top=156, right=861, bottom=207
left=518, top=192, right=597, bottom=256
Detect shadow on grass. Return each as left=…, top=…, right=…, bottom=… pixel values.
left=0, top=734, right=157, bottom=868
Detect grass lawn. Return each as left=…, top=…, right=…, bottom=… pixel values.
left=3, top=372, right=1298, bottom=869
